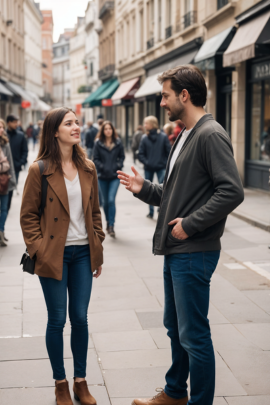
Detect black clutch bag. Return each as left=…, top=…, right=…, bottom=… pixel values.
left=20, top=251, right=35, bottom=275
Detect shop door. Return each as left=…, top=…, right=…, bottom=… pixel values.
left=216, top=72, right=232, bottom=137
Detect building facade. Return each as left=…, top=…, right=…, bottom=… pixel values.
left=41, top=10, right=53, bottom=104
left=52, top=29, right=74, bottom=108
left=69, top=17, right=87, bottom=124
left=0, top=0, right=25, bottom=121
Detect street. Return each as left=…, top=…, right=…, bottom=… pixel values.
left=0, top=151, right=270, bottom=405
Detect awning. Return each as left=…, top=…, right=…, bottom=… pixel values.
left=5, top=82, right=33, bottom=103
left=38, top=99, right=52, bottom=112
left=99, top=79, right=119, bottom=106
left=223, top=10, right=270, bottom=67
left=111, top=77, right=140, bottom=105
left=194, top=27, right=235, bottom=70
left=82, top=81, right=113, bottom=108
left=134, top=74, right=162, bottom=99
left=0, top=83, right=13, bottom=96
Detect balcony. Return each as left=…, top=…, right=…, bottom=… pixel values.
left=99, top=1, right=114, bottom=19
left=182, top=10, right=197, bottom=29
left=165, top=26, right=172, bottom=39
left=147, top=37, right=154, bottom=50
left=98, top=64, right=115, bottom=81
left=217, top=0, right=229, bottom=10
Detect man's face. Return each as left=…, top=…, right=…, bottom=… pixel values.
left=160, top=80, right=185, bottom=122
left=8, top=120, right=18, bottom=130
left=144, top=120, right=153, bottom=132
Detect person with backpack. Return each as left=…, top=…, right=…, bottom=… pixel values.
left=20, top=107, right=105, bottom=405
left=93, top=121, right=125, bottom=238
left=0, top=119, right=16, bottom=246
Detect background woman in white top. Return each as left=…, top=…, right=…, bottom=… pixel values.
left=20, top=107, right=105, bottom=405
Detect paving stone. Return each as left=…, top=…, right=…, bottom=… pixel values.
left=224, top=246, right=270, bottom=263
left=234, top=323, right=270, bottom=350
left=91, top=283, right=151, bottom=301
left=149, top=328, right=170, bottom=349
left=215, top=352, right=247, bottom=397
left=99, top=348, right=171, bottom=369
left=88, top=310, right=142, bottom=333
left=136, top=311, right=164, bottom=329
left=221, top=231, right=257, bottom=250
left=209, top=303, right=230, bottom=325
left=211, top=324, right=258, bottom=352
left=242, top=290, right=270, bottom=314
left=226, top=395, right=270, bottom=405
left=93, top=330, right=157, bottom=352
left=228, top=226, right=270, bottom=245
left=0, top=302, right=22, bottom=315
left=23, top=312, right=71, bottom=337
left=0, top=314, right=22, bottom=337
left=213, top=398, right=228, bottom=405
left=0, top=286, right=22, bottom=303
left=0, top=269, right=23, bottom=286
left=0, top=349, right=103, bottom=388
left=89, top=295, right=161, bottom=313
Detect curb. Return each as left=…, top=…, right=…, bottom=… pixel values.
left=231, top=211, right=270, bottom=233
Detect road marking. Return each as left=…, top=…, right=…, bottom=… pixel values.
left=244, top=262, right=270, bottom=281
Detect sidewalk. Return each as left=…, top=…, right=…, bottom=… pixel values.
left=0, top=151, right=270, bottom=405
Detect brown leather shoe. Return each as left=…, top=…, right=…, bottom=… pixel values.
left=55, top=380, right=73, bottom=405
left=132, top=388, right=188, bottom=405
left=73, top=380, right=96, bottom=404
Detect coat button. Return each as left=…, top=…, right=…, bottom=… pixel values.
left=50, top=235, right=54, bottom=239
left=54, top=217, right=58, bottom=222
left=49, top=197, right=53, bottom=202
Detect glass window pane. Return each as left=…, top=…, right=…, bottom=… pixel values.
left=262, top=80, right=270, bottom=161
left=250, top=82, right=262, bottom=160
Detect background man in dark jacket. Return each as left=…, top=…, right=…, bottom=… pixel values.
left=6, top=114, right=28, bottom=211
left=118, top=65, right=244, bottom=405
left=138, top=116, right=171, bottom=218
left=85, top=121, right=98, bottom=159
left=131, top=125, right=144, bottom=163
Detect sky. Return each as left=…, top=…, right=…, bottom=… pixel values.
left=38, top=0, right=90, bottom=42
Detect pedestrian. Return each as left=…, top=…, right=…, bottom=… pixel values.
left=6, top=114, right=28, bottom=211
left=93, top=120, right=125, bottom=238
left=138, top=116, right=171, bottom=219
left=85, top=121, right=98, bottom=159
left=0, top=119, right=16, bottom=246
left=17, top=120, right=25, bottom=134
left=169, top=119, right=185, bottom=145
left=163, top=123, right=175, bottom=146
left=32, top=120, right=42, bottom=151
left=20, top=107, right=105, bottom=405
left=131, top=125, right=144, bottom=163
left=118, top=65, right=244, bottom=405
left=26, top=122, right=34, bottom=146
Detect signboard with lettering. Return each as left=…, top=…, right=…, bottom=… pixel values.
left=252, top=60, right=270, bottom=80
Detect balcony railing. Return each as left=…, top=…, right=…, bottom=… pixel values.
left=98, top=64, right=115, bottom=81
left=217, top=0, right=229, bottom=10
left=99, top=1, right=114, bottom=19
left=147, top=37, right=154, bottom=50
left=165, top=26, right=172, bottom=39
left=182, top=10, right=197, bottom=29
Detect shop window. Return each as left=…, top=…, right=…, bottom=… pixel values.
left=261, top=81, right=270, bottom=161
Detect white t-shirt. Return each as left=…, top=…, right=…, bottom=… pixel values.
left=167, top=128, right=193, bottom=180
left=64, top=173, right=88, bottom=246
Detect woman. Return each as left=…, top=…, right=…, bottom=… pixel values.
left=163, top=123, right=175, bottom=146
left=93, top=121, right=125, bottom=238
left=20, top=107, right=105, bottom=405
left=0, top=119, right=16, bottom=246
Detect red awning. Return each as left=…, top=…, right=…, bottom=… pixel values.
left=111, top=77, right=140, bottom=105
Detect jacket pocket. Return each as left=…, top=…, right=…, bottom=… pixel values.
left=165, top=229, right=186, bottom=248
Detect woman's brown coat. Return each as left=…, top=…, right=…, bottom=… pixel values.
left=20, top=160, right=105, bottom=280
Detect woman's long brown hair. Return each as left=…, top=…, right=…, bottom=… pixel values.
left=96, top=120, right=118, bottom=144
left=0, top=119, right=9, bottom=146
left=36, top=107, right=91, bottom=174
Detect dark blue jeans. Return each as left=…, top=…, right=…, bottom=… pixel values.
left=0, top=194, right=9, bottom=232
left=98, top=178, right=120, bottom=227
left=39, top=245, right=93, bottom=380
left=163, top=251, right=220, bottom=405
left=144, top=169, right=165, bottom=216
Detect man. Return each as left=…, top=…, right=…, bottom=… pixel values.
left=138, top=116, right=171, bottom=219
left=6, top=114, right=28, bottom=210
left=85, top=121, right=98, bottom=159
left=118, top=65, right=244, bottom=405
left=131, top=125, right=144, bottom=163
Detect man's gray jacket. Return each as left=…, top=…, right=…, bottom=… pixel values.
left=135, top=114, right=244, bottom=255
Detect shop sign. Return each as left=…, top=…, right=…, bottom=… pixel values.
left=21, top=100, right=31, bottom=109
left=102, top=99, right=113, bottom=107
left=76, top=104, right=82, bottom=115
left=252, top=61, right=270, bottom=80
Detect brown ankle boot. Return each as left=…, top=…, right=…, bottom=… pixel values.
left=73, top=380, right=96, bottom=405
left=132, top=388, right=188, bottom=405
left=55, top=380, right=73, bottom=405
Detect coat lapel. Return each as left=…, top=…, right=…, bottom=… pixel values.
left=47, top=170, right=70, bottom=215
left=78, top=167, right=93, bottom=216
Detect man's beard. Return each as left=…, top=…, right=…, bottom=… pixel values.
left=167, top=100, right=185, bottom=122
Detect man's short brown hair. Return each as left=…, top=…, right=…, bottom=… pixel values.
left=158, top=65, right=207, bottom=107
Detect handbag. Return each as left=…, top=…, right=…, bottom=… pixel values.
left=20, top=160, right=48, bottom=275
left=0, top=146, right=11, bottom=195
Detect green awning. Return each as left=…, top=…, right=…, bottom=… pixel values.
left=82, top=79, right=119, bottom=108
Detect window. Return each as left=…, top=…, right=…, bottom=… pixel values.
left=139, top=10, right=144, bottom=52
left=90, top=62, right=93, bottom=76
left=165, top=0, right=172, bottom=38
left=0, top=35, right=6, bottom=67
left=217, top=0, right=229, bottom=10
left=158, top=0, right=162, bottom=41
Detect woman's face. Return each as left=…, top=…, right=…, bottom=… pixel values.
left=55, top=112, right=80, bottom=146
left=104, top=124, right=113, bottom=139
left=144, top=120, right=153, bottom=132
left=0, top=122, right=5, bottom=137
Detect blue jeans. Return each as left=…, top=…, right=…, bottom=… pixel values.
left=39, top=245, right=93, bottom=380
left=163, top=251, right=220, bottom=405
left=144, top=169, right=165, bottom=216
left=98, top=178, right=120, bottom=227
left=0, top=194, right=9, bottom=232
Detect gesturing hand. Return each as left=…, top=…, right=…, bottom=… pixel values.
left=117, top=166, right=144, bottom=194
left=168, top=218, right=189, bottom=240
